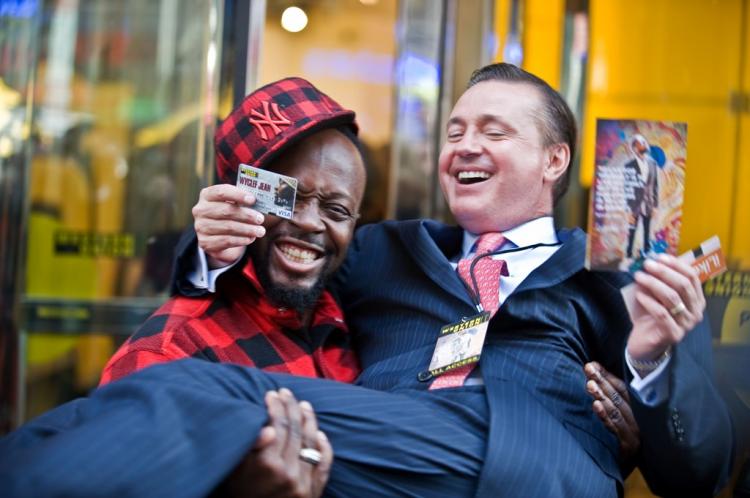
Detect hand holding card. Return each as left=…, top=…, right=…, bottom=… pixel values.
left=622, top=236, right=726, bottom=362
left=192, top=183, right=267, bottom=268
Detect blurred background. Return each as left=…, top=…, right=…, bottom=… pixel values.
left=0, top=0, right=748, bottom=496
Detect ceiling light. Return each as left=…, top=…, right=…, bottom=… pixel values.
left=281, top=6, right=308, bottom=33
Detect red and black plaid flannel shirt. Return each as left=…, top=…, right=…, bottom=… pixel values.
left=100, top=259, right=360, bottom=385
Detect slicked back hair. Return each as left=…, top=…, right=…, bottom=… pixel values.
left=467, top=63, right=577, bottom=205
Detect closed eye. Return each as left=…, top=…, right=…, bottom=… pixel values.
left=446, top=125, right=465, bottom=141
left=485, top=130, right=506, bottom=139
left=323, top=203, right=354, bottom=222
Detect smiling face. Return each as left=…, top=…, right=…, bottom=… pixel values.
left=438, top=80, right=570, bottom=234
left=248, top=128, right=365, bottom=311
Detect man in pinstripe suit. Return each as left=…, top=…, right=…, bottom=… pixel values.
left=185, top=63, right=733, bottom=496
left=1, top=64, right=733, bottom=497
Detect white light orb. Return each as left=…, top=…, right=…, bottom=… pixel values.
left=281, top=6, right=308, bottom=33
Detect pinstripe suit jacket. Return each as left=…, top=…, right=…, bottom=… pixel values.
left=331, top=219, right=733, bottom=497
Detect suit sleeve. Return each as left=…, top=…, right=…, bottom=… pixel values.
left=328, top=224, right=369, bottom=305
left=170, top=226, right=210, bottom=297
left=628, top=316, right=734, bottom=497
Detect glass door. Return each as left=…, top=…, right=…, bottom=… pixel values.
left=5, top=0, right=223, bottom=422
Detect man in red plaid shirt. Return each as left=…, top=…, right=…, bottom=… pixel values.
left=102, top=77, right=363, bottom=387
left=100, top=77, right=366, bottom=497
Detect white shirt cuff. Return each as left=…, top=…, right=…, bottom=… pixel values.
left=626, top=351, right=671, bottom=406
left=185, top=247, right=239, bottom=293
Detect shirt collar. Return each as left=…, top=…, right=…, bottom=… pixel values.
left=461, top=216, right=558, bottom=257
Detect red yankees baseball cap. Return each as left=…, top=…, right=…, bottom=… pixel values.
left=214, top=77, right=359, bottom=184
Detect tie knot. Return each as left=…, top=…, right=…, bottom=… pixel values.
left=475, top=232, right=505, bottom=254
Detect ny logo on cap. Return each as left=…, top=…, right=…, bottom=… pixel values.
left=249, top=101, right=292, bottom=140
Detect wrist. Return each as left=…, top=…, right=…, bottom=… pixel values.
left=207, top=256, right=230, bottom=270
left=627, top=347, right=672, bottom=376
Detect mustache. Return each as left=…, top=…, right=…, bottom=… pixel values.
left=269, top=228, right=329, bottom=254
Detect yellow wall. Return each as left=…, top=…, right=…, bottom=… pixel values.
left=732, top=1, right=750, bottom=269
left=521, top=0, right=564, bottom=89
left=493, top=0, right=564, bottom=90
left=493, top=0, right=511, bottom=62
left=582, top=0, right=747, bottom=261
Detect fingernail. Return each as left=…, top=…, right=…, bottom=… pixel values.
left=643, top=259, right=657, bottom=271
left=257, top=226, right=266, bottom=237
left=317, top=430, right=327, bottom=441
left=299, top=400, right=313, bottom=411
left=266, top=390, right=278, bottom=399
left=279, top=388, right=293, bottom=398
left=244, top=195, right=254, bottom=204
left=585, top=364, right=595, bottom=375
left=256, top=213, right=264, bottom=224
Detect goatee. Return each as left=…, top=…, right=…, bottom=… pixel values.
left=251, top=249, right=331, bottom=314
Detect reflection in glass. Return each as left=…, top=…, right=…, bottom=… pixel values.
left=17, top=0, right=222, bottom=420
left=0, top=0, right=41, bottom=431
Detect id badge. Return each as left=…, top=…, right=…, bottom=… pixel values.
left=236, top=164, right=298, bottom=219
left=425, top=312, right=490, bottom=378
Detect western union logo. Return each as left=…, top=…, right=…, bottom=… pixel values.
left=54, top=230, right=135, bottom=258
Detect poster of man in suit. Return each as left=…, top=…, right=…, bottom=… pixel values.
left=586, top=119, right=687, bottom=272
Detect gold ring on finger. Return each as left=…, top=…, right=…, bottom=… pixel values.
left=669, top=301, right=687, bottom=317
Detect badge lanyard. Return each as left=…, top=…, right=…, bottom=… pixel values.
left=417, top=241, right=563, bottom=383
left=461, top=242, right=563, bottom=313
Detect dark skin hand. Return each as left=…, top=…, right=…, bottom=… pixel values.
left=585, top=361, right=641, bottom=465
left=221, top=388, right=333, bottom=498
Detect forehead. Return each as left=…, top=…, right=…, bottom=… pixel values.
left=450, top=80, right=544, bottom=123
left=270, top=129, right=364, bottom=193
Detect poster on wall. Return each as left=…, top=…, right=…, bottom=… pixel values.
left=585, top=119, right=687, bottom=272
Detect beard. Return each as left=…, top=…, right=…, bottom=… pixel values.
left=250, top=247, right=331, bottom=314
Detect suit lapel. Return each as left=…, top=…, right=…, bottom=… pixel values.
left=397, top=220, right=473, bottom=307
left=513, top=227, right=587, bottom=295
left=397, top=222, right=588, bottom=306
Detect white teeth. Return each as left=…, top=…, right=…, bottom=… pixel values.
left=457, top=171, right=490, bottom=180
left=279, top=244, right=318, bottom=263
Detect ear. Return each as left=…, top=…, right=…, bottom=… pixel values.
left=543, top=143, right=570, bottom=184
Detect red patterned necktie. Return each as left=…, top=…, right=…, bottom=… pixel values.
left=429, top=233, right=507, bottom=390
